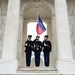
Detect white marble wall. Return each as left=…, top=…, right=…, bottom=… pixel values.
left=0, top=0, right=7, bottom=59
left=0, top=16, right=6, bottom=58
left=0, top=0, right=75, bottom=61
left=67, top=2, right=75, bottom=59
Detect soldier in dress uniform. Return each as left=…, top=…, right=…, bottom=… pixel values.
left=25, top=35, right=33, bottom=67
left=33, top=36, right=42, bottom=67
left=42, top=35, right=52, bottom=67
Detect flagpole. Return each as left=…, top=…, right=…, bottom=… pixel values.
left=37, top=11, right=39, bottom=36
left=36, top=4, right=40, bottom=36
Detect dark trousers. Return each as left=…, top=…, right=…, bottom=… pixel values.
left=34, top=51, right=40, bottom=67
left=43, top=52, right=50, bottom=67
left=26, top=52, right=32, bottom=67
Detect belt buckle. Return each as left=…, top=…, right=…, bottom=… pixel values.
left=36, top=47, right=39, bottom=50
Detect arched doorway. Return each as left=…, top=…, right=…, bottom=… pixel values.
left=19, top=0, right=57, bottom=68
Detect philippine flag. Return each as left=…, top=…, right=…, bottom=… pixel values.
left=36, top=14, right=46, bottom=35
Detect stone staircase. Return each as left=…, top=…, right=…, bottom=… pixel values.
left=17, top=67, right=63, bottom=75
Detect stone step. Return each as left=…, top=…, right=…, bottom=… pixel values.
left=0, top=73, right=63, bottom=75
left=18, top=67, right=57, bottom=71
left=17, top=70, right=58, bottom=73
left=16, top=73, right=63, bottom=75
left=17, top=67, right=63, bottom=75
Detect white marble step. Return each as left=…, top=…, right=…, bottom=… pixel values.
left=0, top=73, right=63, bottom=75
left=15, top=73, right=63, bottom=75
left=9, top=74, right=63, bottom=75
left=17, top=67, right=63, bottom=75
left=18, top=67, right=57, bottom=71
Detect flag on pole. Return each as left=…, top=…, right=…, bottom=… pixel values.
left=36, top=14, right=46, bottom=35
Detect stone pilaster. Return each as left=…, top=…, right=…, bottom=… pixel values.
left=51, top=15, right=57, bottom=67
left=21, top=20, right=27, bottom=68
left=18, top=16, right=23, bottom=68
left=0, top=2, right=2, bottom=15
left=47, top=21, right=52, bottom=41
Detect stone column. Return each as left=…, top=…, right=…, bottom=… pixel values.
left=47, top=21, right=52, bottom=41
left=51, top=16, right=57, bottom=67
left=21, top=20, right=27, bottom=68
left=0, top=2, right=1, bottom=15
left=47, top=21, right=53, bottom=66
left=55, top=0, right=75, bottom=74
left=0, top=0, right=20, bottom=73
left=18, top=16, right=23, bottom=68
